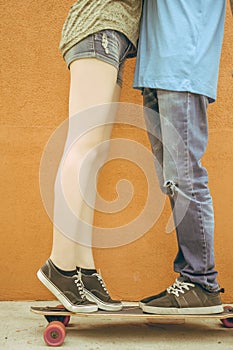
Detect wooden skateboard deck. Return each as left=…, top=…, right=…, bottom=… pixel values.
left=31, top=305, right=233, bottom=347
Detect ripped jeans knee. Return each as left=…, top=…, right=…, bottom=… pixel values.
left=164, top=180, right=178, bottom=197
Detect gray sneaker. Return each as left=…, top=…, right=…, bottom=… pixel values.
left=81, top=271, right=123, bottom=311
left=37, top=259, right=98, bottom=313
left=141, top=279, right=224, bottom=315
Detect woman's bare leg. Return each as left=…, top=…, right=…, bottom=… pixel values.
left=50, top=59, right=121, bottom=270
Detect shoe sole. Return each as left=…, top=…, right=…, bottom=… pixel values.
left=142, top=304, right=224, bottom=315
left=37, top=269, right=98, bottom=313
left=139, top=301, right=145, bottom=309
left=84, top=288, right=123, bottom=311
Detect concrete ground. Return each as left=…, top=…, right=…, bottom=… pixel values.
left=1, top=301, right=233, bottom=350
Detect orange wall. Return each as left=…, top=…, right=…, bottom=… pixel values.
left=1, top=2, right=233, bottom=302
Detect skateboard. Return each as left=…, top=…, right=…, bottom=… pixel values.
left=31, top=304, right=233, bottom=347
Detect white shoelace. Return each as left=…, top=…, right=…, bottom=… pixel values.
left=93, top=272, right=109, bottom=295
left=167, top=279, right=195, bottom=297
left=74, top=270, right=85, bottom=300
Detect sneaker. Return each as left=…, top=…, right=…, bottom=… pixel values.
left=81, top=270, right=123, bottom=311
left=37, top=259, right=98, bottom=313
left=141, top=279, right=224, bottom=315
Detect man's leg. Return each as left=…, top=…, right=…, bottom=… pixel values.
left=158, top=90, right=218, bottom=289
left=141, top=89, right=223, bottom=314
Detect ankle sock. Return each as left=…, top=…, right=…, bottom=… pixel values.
left=78, top=267, right=97, bottom=275
left=52, top=262, right=76, bottom=277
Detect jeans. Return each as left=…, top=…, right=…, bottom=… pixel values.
left=143, top=88, right=219, bottom=291
left=64, top=29, right=135, bottom=86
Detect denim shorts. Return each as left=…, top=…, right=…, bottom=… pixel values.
left=64, top=30, right=136, bottom=86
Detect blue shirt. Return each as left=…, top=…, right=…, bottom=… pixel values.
left=134, top=0, right=226, bottom=102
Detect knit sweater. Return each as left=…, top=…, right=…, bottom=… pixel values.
left=59, top=0, right=142, bottom=57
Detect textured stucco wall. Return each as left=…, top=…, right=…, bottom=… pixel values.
left=1, top=1, right=233, bottom=301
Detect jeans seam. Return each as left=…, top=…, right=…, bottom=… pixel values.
left=184, top=93, right=193, bottom=194
left=186, top=92, right=208, bottom=282
left=92, top=33, right=95, bottom=55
